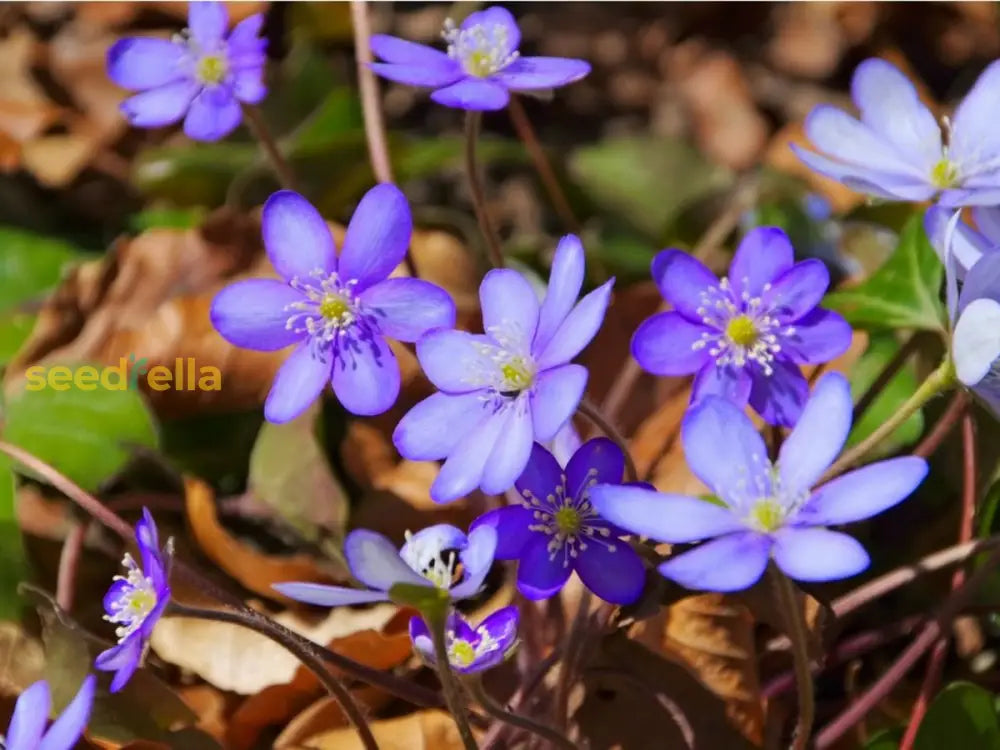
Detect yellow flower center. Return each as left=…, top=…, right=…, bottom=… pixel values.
left=197, top=54, right=228, bottom=85
left=725, top=315, right=759, bottom=348
left=931, top=158, right=959, bottom=189
left=466, top=50, right=495, bottom=78
left=554, top=506, right=581, bottom=536
left=319, top=293, right=352, bottom=323
left=126, top=588, right=157, bottom=616
left=448, top=639, right=477, bottom=667
left=500, top=357, right=534, bottom=392
left=749, top=498, right=785, bottom=533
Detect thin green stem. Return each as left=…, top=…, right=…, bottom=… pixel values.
left=823, top=354, right=956, bottom=482
left=241, top=104, right=297, bottom=191
left=770, top=567, right=814, bottom=750
left=577, top=398, right=638, bottom=482
left=464, top=110, right=504, bottom=269
left=468, top=678, right=575, bottom=750
left=429, top=615, right=479, bottom=750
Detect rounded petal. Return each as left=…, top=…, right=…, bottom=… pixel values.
left=481, top=269, right=540, bottom=350
left=481, top=405, right=534, bottom=495
left=188, top=1, right=229, bottom=47
left=575, top=541, right=645, bottom=605
left=461, top=6, right=520, bottom=54
left=120, top=80, right=198, bottom=128
left=431, top=78, right=510, bottom=110
left=691, top=363, right=752, bottom=407
left=764, top=259, right=830, bottom=320
left=331, top=335, right=400, bottom=416
left=232, top=66, right=266, bottom=104
left=729, top=226, right=795, bottom=299
left=973, top=206, right=1000, bottom=246
left=657, top=532, right=772, bottom=592
left=516, top=534, right=571, bottom=600
left=590, top=484, right=744, bottom=543
left=339, top=184, right=413, bottom=290
left=514, top=442, right=564, bottom=502
left=476, top=605, right=520, bottom=654
left=345, top=529, right=428, bottom=590
left=431, top=410, right=507, bottom=503
left=954, top=298, right=1000, bottom=386
left=791, top=143, right=937, bottom=202
left=451, top=525, right=498, bottom=599
left=210, top=279, right=304, bottom=351
left=272, top=582, right=391, bottom=606
left=417, top=329, right=494, bottom=393
left=535, top=235, right=585, bottom=353
left=394, top=391, right=488, bottom=461
left=798, top=456, right=928, bottom=526
left=360, top=277, right=456, bottom=343
left=96, top=636, right=143, bottom=693
left=772, top=528, right=870, bottom=582
left=926, top=205, right=990, bottom=279
left=408, top=615, right=435, bottom=662
left=470, top=506, right=537, bottom=560
left=369, top=61, right=463, bottom=89
left=371, top=34, right=454, bottom=66
left=950, top=60, right=1000, bottom=171
left=263, top=343, right=331, bottom=423
left=107, top=38, right=186, bottom=90
left=650, top=249, right=719, bottom=319
left=39, top=675, right=95, bottom=750
left=535, top=278, right=613, bottom=370
left=183, top=85, right=241, bottom=141
left=494, top=56, right=590, bottom=90
left=778, top=372, right=853, bottom=493
left=401, top=524, right=467, bottom=559
left=681, top=396, right=768, bottom=502
left=959, top=252, right=1000, bottom=311
left=262, top=191, right=337, bottom=281
left=7, top=681, right=49, bottom=750
left=781, top=309, right=853, bottom=365
left=631, top=311, right=711, bottom=376
left=228, top=13, right=264, bottom=49
left=530, top=364, right=587, bottom=442
left=566, top=437, right=624, bottom=498
left=747, top=359, right=810, bottom=427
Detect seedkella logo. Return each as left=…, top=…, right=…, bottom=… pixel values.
left=24, top=355, right=222, bottom=392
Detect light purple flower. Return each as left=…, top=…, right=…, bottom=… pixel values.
left=409, top=606, right=519, bottom=674
left=925, top=204, right=1000, bottom=282
left=632, top=226, right=852, bottom=426
left=370, top=6, right=590, bottom=111
left=590, top=373, right=928, bottom=592
left=107, top=1, right=267, bottom=142
left=5, top=676, right=95, bottom=750
left=96, top=509, right=172, bottom=693
left=792, top=57, right=1000, bottom=207
left=273, top=524, right=497, bottom=607
left=211, top=186, right=455, bottom=422
left=393, top=235, right=613, bottom=503
left=472, top=439, right=645, bottom=604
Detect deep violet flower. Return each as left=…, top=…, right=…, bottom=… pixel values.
left=472, top=438, right=645, bottom=604
left=211, top=187, right=455, bottom=422
left=792, top=57, right=1000, bottom=206
left=632, top=226, right=851, bottom=426
left=409, top=606, right=519, bottom=674
left=590, top=373, right=928, bottom=592
left=273, top=524, right=497, bottom=607
left=393, top=235, right=613, bottom=503
left=96, top=509, right=172, bottom=692
left=4, top=676, right=95, bottom=750
left=370, top=6, right=590, bottom=111
left=107, top=1, right=266, bottom=141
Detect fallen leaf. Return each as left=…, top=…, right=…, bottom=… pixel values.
left=179, top=685, right=229, bottom=743
left=290, top=710, right=467, bottom=750
left=0, top=621, right=45, bottom=694
left=274, top=688, right=389, bottom=749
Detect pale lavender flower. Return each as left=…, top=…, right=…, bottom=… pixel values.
left=4, top=676, right=95, bottom=750
left=409, top=606, right=519, bottom=674
left=925, top=204, right=1000, bottom=281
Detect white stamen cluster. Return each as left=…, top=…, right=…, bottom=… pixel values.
left=446, top=627, right=502, bottom=668
left=284, top=269, right=362, bottom=342
left=723, top=453, right=811, bottom=533
left=401, top=530, right=459, bottom=589
left=467, top=322, right=537, bottom=403
left=105, top=553, right=159, bottom=643
left=442, top=18, right=519, bottom=78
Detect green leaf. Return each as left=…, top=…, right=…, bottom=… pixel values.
left=0, top=455, right=28, bottom=621
left=865, top=728, right=902, bottom=749
left=2, top=366, right=158, bottom=492
left=825, top=214, right=946, bottom=332
left=128, top=206, right=206, bottom=232
left=389, top=582, right=450, bottom=622
left=0, top=314, right=36, bottom=368
left=914, top=682, right=1000, bottom=750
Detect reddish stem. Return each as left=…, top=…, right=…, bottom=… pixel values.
left=913, top=391, right=969, bottom=459
left=55, top=519, right=88, bottom=612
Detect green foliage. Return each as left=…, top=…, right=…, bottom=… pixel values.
left=913, top=682, right=1000, bottom=750
left=865, top=728, right=902, bottom=749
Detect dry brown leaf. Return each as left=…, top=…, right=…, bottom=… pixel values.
left=0, top=622, right=45, bottom=695
left=290, top=710, right=467, bottom=750
left=20, top=133, right=98, bottom=188
left=274, top=688, right=388, bottom=749
left=628, top=380, right=690, bottom=480
left=178, top=685, right=229, bottom=743
left=768, top=3, right=846, bottom=79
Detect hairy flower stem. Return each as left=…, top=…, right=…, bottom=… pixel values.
left=554, top=589, right=592, bottom=730
left=168, top=602, right=379, bottom=750
left=241, top=104, right=297, bottom=191
left=577, top=398, right=638, bottom=481
left=469, top=678, right=575, bottom=750
left=771, top=567, right=814, bottom=750
left=429, top=614, right=479, bottom=750
left=822, top=354, right=956, bottom=482
left=464, top=111, right=504, bottom=269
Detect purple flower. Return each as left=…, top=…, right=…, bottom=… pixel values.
left=409, top=606, right=519, bottom=674
left=472, top=439, right=645, bottom=604
left=926, top=204, right=1000, bottom=282
left=792, top=58, right=1000, bottom=207
left=107, top=1, right=266, bottom=141
left=632, top=226, right=852, bottom=427
left=5, top=676, right=95, bottom=750
left=96, top=509, right=172, bottom=693
left=590, top=373, right=928, bottom=592
left=393, top=235, right=613, bottom=503
left=370, top=6, right=590, bottom=111
left=211, top=186, right=455, bottom=422
left=273, top=524, right=497, bottom=607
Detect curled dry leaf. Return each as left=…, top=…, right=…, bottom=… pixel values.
left=289, top=710, right=468, bottom=750
left=0, top=621, right=45, bottom=694
left=178, top=685, right=229, bottom=744
left=273, top=688, right=388, bottom=749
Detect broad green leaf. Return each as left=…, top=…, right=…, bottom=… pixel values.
left=0, top=314, right=36, bottom=368
left=914, top=682, right=1000, bottom=750
left=2, top=366, right=158, bottom=492
left=129, top=206, right=206, bottom=232
left=0, top=454, right=27, bottom=620
left=865, top=728, right=902, bottom=749
left=825, top=215, right=946, bottom=332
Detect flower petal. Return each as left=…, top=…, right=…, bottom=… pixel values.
left=516, top=534, right=570, bottom=600
left=431, top=78, right=510, bottom=110
left=590, top=484, right=744, bottom=543
left=360, top=277, right=456, bottom=343
left=339, top=184, right=413, bottom=290
left=798, top=456, right=928, bottom=526
left=535, top=235, right=584, bottom=354
left=575, top=541, right=645, bottom=605
left=764, top=260, right=829, bottom=320
left=400, top=524, right=467, bottom=559
left=461, top=6, right=520, bottom=54
left=210, top=279, right=304, bottom=351
left=271, top=582, right=391, bottom=606
left=452, top=525, right=498, bottom=599
left=96, top=636, right=143, bottom=693
left=417, top=330, right=494, bottom=393
left=657, top=532, right=772, bottom=592
left=791, top=144, right=937, bottom=202
left=331, top=335, right=399, bottom=416
left=370, top=61, right=463, bottom=89
left=780, top=309, right=853, bottom=365
left=481, top=269, right=540, bottom=350
left=7, top=681, right=49, bottom=750
left=494, top=56, right=590, bottom=90
left=263, top=343, right=331, bottom=423
left=530, top=364, right=587, bottom=442
left=370, top=34, right=454, bottom=66
left=925, top=205, right=990, bottom=279
left=954, top=298, right=1000, bottom=386
left=631, top=311, right=711, bottom=376
left=691, top=363, right=752, bottom=407
left=39, top=675, right=95, bottom=750
left=973, top=206, right=1000, bottom=246
left=120, top=80, right=198, bottom=128
left=432, top=409, right=507, bottom=503
left=183, top=85, right=241, bottom=141
left=471, top=506, right=537, bottom=560
left=515, top=442, right=564, bottom=502
left=262, top=191, right=337, bottom=281
left=566, top=437, right=624, bottom=498
left=778, top=371, right=853, bottom=493
left=107, top=38, right=186, bottom=90
left=394, top=391, right=488, bottom=461
left=650, top=249, right=719, bottom=319
left=232, top=66, right=266, bottom=104
left=535, top=279, right=613, bottom=370
left=408, top=615, right=434, bottom=662
left=345, top=529, right=429, bottom=590
left=228, top=13, right=264, bottom=50
left=958, top=251, right=1000, bottom=312
left=476, top=605, right=520, bottom=656
left=772, top=528, right=869, bottom=582
left=950, top=60, right=1000, bottom=173
left=729, top=226, right=795, bottom=299
left=747, top=359, right=810, bottom=427
left=188, top=1, right=229, bottom=48
left=481, top=405, right=534, bottom=495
